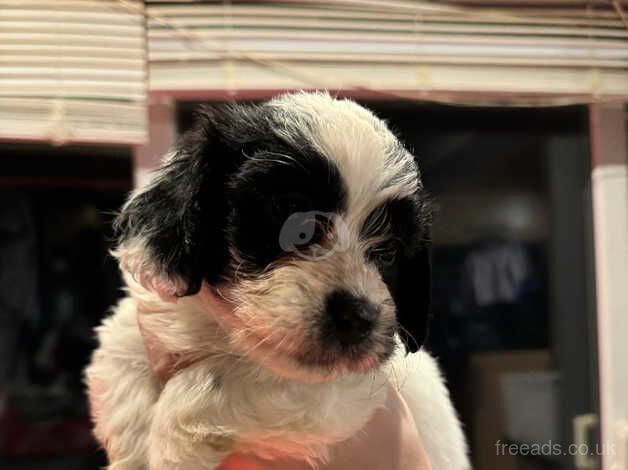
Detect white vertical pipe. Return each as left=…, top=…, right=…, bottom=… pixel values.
left=589, top=103, right=628, bottom=470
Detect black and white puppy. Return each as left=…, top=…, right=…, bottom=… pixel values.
left=86, top=92, right=469, bottom=469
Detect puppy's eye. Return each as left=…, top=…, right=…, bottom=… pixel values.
left=270, top=193, right=312, bottom=218
left=369, top=239, right=399, bottom=266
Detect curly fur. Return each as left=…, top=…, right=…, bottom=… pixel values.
left=85, top=92, right=470, bottom=469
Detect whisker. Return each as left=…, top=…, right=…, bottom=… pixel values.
left=397, top=323, right=421, bottom=354
left=218, top=314, right=290, bottom=377
left=263, top=151, right=309, bottom=173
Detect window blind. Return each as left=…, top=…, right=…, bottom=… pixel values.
left=147, top=0, right=628, bottom=105
left=0, top=0, right=147, bottom=145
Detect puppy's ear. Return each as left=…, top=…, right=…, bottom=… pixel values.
left=396, top=242, right=432, bottom=353
left=113, top=106, right=239, bottom=299
left=388, top=191, right=433, bottom=354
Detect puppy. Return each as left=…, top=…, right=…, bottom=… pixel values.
left=85, top=92, right=469, bottom=469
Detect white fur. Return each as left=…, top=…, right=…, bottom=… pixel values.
left=268, top=92, right=420, bottom=225
left=87, top=286, right=386, bottom=469
left=87, top=282, right=469, bottom=469
left=391, top=351, right=471, bottom=469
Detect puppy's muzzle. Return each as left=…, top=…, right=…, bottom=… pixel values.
left=324, top=289, right=379, bottom=346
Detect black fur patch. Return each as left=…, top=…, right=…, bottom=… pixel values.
left=226, top=146, right=347, bottom=271
left=115, top=102, right=347, bottom=292
left=361, top=194, right=433, bottom=353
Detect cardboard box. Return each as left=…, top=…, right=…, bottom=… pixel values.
left=469, top=350, right=552, bottom=470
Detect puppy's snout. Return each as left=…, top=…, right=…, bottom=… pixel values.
left=324, top=289, right=378, bottom=346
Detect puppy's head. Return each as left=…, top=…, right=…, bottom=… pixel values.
left=115, top=92, right=432, bottom=380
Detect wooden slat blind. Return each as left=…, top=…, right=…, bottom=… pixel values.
left=146, top=0, right=628, bottom=104
left=0, top=0, right=147, bottom=145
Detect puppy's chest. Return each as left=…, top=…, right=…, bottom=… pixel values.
left=211, top=371, right=388, bottom=462
left=216, top=370, right=388, bottom=438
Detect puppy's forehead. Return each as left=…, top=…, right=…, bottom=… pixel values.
left=266, top=93, right=419, bottom=212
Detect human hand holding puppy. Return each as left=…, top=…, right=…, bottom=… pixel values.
left=218, top=383, right=433, bottom=470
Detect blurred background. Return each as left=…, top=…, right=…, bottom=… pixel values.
left=0, top=1, right=627, bottom=469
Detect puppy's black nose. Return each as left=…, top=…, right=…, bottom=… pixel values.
left=325, top=289, right=378, bottom=346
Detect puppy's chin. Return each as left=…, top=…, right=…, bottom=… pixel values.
left=232, top=333, right=395, bottom=384
left=232, top=336, right=393, bottom=384
left=197, top=283, right=394, bottom=383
